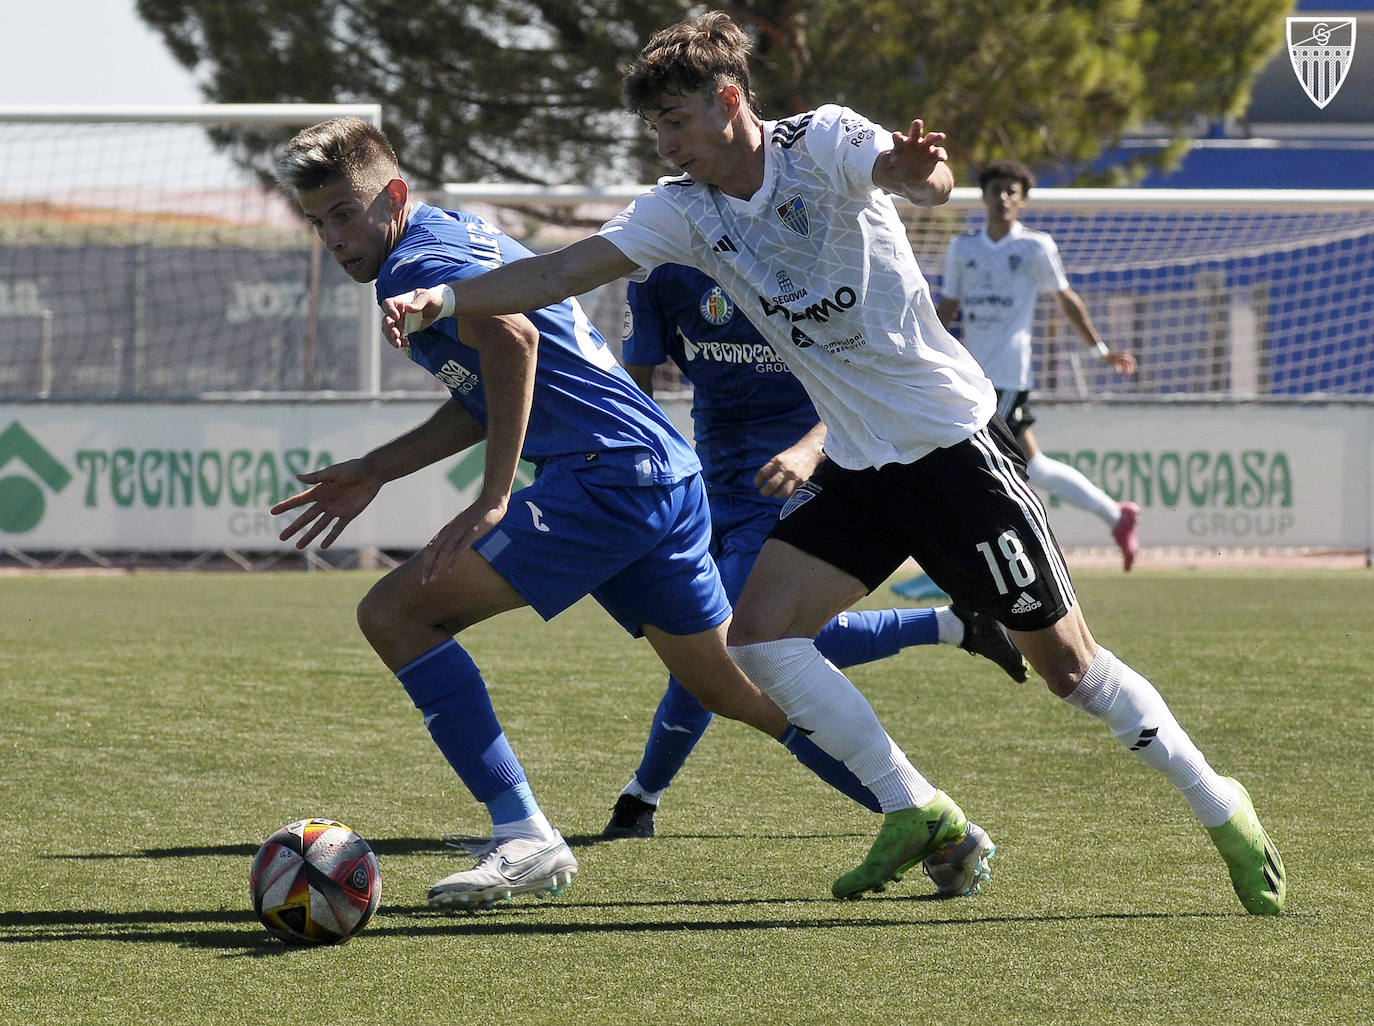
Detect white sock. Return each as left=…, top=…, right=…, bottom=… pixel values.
left=622, top=778, right=663, bottom=806
left=934, top=606, right=963, bottom=646
left=730, top=637, right=936, bottom=811
left=492, top=811, right=558, bottom=843
left=1027, top=452, right=1120, bottom=528
left=1063, top=646, right=1239, bottom=827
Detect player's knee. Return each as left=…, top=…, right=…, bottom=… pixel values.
left=724, top=609, right=784, bottom=647
left=355, top=581, right=397, bottom=651
left=1038, top=665, right=1086, bottom=698
left=1025, top=648, right=1094, bottom=697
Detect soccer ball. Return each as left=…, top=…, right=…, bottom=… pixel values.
left=249, top=818, right=381, bottom=945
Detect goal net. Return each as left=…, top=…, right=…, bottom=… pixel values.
left=443, top=184, right=1374, bottom=401
left=0, top=105, right=438, bottom=399
left=2, top=112, right=1368, bottom=404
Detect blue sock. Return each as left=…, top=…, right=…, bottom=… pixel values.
left=814, top=608, right=938, bottom=668
left=634, top=676, right=714, bottom=794
left=395, top=639, right=540, bottom=824
left=778, top=726, right=882, bottom=813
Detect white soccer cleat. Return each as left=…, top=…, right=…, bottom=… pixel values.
left=922, top=820, right=996, bottom=897
left=428, top=832, right=578, bottom=911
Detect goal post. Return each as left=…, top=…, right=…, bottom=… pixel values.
left=0, top=103, right=399, bottom=399
left=441, top=183, right=1374, bottom=402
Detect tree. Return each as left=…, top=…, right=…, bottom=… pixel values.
left=137, top=0, right=1292, bottom=188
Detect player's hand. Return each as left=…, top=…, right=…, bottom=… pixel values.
left=754, top=440, right=823, bottom=498
left=887, top=118, right=949, bottom=178
left=271, top=459, right=383, bottom=549
left=421, top=493, right=508, bottom=585
left=381, top=286, right=451, bottom=349
left=1102, top=349, right=1138, bottom=375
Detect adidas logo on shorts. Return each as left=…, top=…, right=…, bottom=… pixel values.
left=1010, top=592, right=1042, bottom=615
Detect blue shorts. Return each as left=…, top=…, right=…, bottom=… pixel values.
left=708, top=492, right=781, bottom=604
left=474, top=460, right=730, bottom=638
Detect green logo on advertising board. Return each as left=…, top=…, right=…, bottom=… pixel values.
left=0, top=421, right=72, bottom=534
left=445, top=449, right=537, bottom=495
left=1044, top=447, right=1297, bottom=540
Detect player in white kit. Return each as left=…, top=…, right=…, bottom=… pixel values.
left=940, top=159, right=1142, bottom=569
left=382, top=11, right=1285, bottom=915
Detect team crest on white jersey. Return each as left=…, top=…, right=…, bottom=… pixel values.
left=775, top=195, right=811, bottom=237
left=1287, top=18, right=1357, bottom=109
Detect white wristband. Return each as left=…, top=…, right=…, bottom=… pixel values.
left=437, top=283, right=456, bottom=319
left=1093, top=341, right=1110, bottom=359
left=402, top=284, right=457, bottom=338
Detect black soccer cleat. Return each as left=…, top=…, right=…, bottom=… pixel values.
left=953, top=605, right=1029, bottom=683
left=601, top=794, right=657, bottom=839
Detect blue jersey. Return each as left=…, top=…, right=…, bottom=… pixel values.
left=378, top=204, right=699, bottom=486
left=622, top=264, right=818, bottom=500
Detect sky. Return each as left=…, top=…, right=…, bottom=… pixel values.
left=0, top=0, right=203, bottom=105
left=0, top=2, right=268, bottom=198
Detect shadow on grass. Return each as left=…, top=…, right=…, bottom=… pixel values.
left=0, top=901, right=1244, bottom=956
left=0, top=907, right=289, bottom=957
left=48, top=831, right=868, bottom=861
left=24, top=834, right=1253, bottom=954
left=51, top=837, right=453, bottom=860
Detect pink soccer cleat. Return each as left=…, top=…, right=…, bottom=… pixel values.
left=1112, top=501, right=1140, bottom=571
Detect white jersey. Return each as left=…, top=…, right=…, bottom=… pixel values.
left=941, top=222, right=1069, bottom=391
left=596, top=104, right=993, bottom=471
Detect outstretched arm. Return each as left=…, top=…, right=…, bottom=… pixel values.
left=872, top=119, right=954, bottom=207
left=271, top=399, right=482, bottom=549
left=382, top=236, right=639, bottom=346
left=1056, top=287, right=1137, bottom=375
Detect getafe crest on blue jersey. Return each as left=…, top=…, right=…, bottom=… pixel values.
left=623, top=263, right=819, bottom=500
left=700, top=286, right=734, bottom=325
left=775, top=194, right=810, bottom=237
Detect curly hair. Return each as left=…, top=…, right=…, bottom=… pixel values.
left=977, top=159, right=1036, bottom=195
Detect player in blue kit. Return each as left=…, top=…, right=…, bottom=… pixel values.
left=269, top=116, right=978, bottom=912
left=604, top=263, right=1025, bottom=886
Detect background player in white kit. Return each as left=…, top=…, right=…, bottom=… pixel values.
left=939, top=160, right=1142, bottom=570
left=383, top=10, right=1286, bottom=915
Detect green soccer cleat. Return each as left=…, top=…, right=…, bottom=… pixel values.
left=832, top=792, right=969, bottom=899
left=1206, top=777, right=1286, bottom=916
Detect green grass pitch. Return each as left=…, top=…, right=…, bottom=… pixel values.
left=1, top=568, right=1370, bottom=1025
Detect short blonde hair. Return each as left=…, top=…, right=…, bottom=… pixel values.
left=275, top=116, right=399, bottom=198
